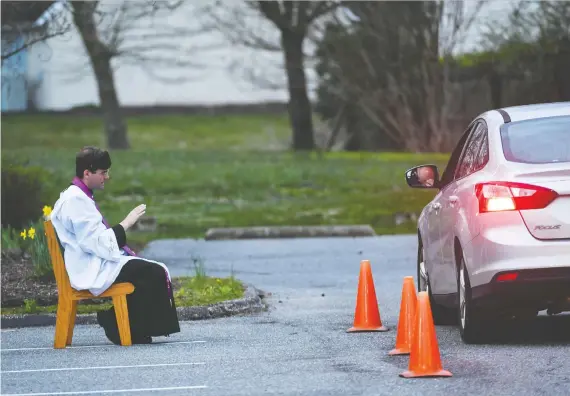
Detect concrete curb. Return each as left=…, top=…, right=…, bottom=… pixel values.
left=0, top=284, right=267, bottom=329
left=205, top=225, right=376, bottom=240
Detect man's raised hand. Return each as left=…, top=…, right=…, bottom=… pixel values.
left=120, top=204, right=146, bottom=231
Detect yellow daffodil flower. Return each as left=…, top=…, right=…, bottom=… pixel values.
left=28, top=227, right=36, bottom=239
left=42, top=205, right=52, bottom=217
left=20, top=229, right=27, bottom=240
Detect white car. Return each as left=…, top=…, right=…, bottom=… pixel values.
left=405, top=101, right=570, bottom=343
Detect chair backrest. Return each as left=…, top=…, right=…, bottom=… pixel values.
left=44, top=220, right=73, bottom=296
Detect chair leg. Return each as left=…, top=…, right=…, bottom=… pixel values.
left=54, top=300, right=72, bottom=349
left=112, top=295, right=132, bottom=346
left=66, top=301, right=78, bottom=346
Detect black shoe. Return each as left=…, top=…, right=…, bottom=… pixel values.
left=97, top=311, right=152, bottom=345
left=103, top=328, right=122, bottom=346
left=103, top=330, right=152, bottom=345
left=133, top=335, right=152, bottom=344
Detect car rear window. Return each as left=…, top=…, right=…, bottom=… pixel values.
left=500, top=115, right=570, bottom=164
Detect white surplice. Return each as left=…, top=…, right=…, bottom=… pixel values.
left=50, top=185, right=170, bottom=296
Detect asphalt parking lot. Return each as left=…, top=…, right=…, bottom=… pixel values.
left=2, top=235, right=570, bottom=395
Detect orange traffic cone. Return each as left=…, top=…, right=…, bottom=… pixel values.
left=389, top=276, right=418, bottom=355
left=399, top=291, right=452, bottom=378
left=347, top=260, right=389, bottom=332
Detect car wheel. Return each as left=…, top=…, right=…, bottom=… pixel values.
left=457, top=253, right=484, bottom=343
left=417, top=240, right=456, bottom=325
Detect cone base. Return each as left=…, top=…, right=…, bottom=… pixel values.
left=399, top=369, right=453, bottom=378
left=346, top=325, right=389, bottom=333
left=388, top=347, right=410, bottom=356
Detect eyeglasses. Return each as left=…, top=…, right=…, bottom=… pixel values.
left=93, top=169, right=110, bottom=177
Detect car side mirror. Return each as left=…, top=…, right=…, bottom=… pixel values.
left=405, top=165, right=440, bottom=189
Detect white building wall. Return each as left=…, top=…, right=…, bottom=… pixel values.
left=27, top=0, right=293, bottom=111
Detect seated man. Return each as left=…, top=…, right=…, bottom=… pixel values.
left=50, top=146, right=180, bottom=345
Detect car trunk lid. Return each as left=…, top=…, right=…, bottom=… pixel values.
left=513, top=164, right=570, bottom=240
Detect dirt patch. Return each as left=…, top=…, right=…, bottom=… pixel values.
left=1, top=242, right=148, bottom=308
left=1, top=249, right=58, bottom=307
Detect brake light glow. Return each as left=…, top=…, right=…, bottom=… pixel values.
left=496, top=272, right=518, bottom=282
left=475, top=181, right=558, bottom=213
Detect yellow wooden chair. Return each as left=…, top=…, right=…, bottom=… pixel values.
left=44, top=220, right=135, bottom=348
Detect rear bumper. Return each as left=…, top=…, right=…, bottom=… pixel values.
left=466, top=221, right=570, bottom=288
left=471, top=267, right=570, bottom=311
left=465, top=223, right=570, bottom=312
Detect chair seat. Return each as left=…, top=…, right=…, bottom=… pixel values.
left=72, top=282, right=135, bottom=301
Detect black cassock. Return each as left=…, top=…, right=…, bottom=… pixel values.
left=96, top=226, right=180, bottom=344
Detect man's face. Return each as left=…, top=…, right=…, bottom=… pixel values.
left=417, top=167, right=435, bottom=187
left=84, top=168, right=110, bottom=190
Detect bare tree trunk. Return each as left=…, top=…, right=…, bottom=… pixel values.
left=72, top=1, right=129, bottom=150
left=282, top=33, right=315, bottom=151
left=95, top=57, right=129, bottom=149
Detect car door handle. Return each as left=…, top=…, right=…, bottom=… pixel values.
left=431, top=203, right=441, bottom=212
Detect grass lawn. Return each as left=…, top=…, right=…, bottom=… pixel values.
left=1, top=113, right=292, bottom=151
left=2, top=112, right=450, bottom=248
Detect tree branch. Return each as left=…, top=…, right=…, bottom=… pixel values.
left=257, top=1, right=288, bottom=31
left=1, top=2, right=73, bottom=63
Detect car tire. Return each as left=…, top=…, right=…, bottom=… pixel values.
left=417, top=240, right=456, bottom=325
left=457, top=253, right=484, bottom=344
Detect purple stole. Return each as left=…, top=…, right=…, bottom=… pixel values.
left=72, top=177, right=137, bottom=255
left=71, top=177, right=172, bottom=298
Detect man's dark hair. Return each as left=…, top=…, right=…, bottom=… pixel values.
left=75, top=146, right=112, bottom=178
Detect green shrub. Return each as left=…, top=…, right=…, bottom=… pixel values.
left=30, top=222, right=52, bottom=279
left=23, top=299, right=40, bottom=314
left=1, top=162, right=48, bottom=229
left=1, top=226, right=21, bottom=250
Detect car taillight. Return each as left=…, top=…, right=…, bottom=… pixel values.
left=475, top=181, right=558, bottom=213
left=496, top=272, right=518, bottom=282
